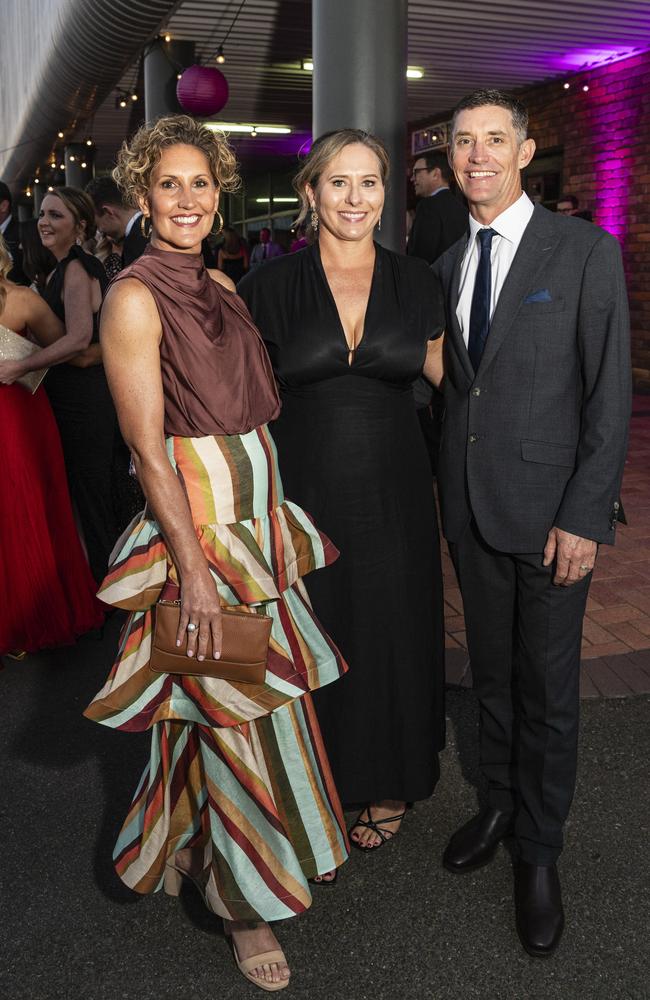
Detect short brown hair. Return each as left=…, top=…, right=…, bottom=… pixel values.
left=49, top=186, right=96, bottom=238
left=451, top=89, right=529, bottom=145
left=293, top=128, right=389, bottom=229
left=113, top=114, right=240, bottom=207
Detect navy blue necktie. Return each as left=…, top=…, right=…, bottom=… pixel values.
left=468, top=228, right=496, bottom=372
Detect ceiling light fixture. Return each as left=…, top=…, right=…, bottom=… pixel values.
left=205, top=122, right=291, bottom=135
left=301, top=58, right=314, bottom=71
left=406, top=67, right=424, bottom=79
left=212, top=0, right=246, bottom=69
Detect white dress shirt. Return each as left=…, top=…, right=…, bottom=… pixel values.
left=456, top=192, right=534, bottom=347
left=0, top=212, right=11, bottom=237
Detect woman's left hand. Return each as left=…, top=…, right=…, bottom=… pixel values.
left=0, top=360, right=26, bottom=384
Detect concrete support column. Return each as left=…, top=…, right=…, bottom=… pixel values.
left=145, top=38, right=196, bottom=125
left=312, top=0, right=407, bottom=253
left=64, top=144, right=93, bottom=188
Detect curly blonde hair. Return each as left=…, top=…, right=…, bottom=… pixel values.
left=113, top=114, right=240, bottom=207
left=293, top=129, right=389, bottom=230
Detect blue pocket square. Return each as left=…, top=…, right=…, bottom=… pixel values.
left=524, top=289, right=552, bottom=304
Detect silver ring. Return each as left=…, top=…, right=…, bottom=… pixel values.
left=579, top=565, right=591, bottom=572
left=186, top=622, right=198, bottom=632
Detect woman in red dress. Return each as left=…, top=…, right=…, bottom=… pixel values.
left=0, top=236, right=104, bottom=656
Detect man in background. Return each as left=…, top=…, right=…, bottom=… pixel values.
left=0, top=181, right=27, bottom=284
left=408, top=152, right=468, bottom=265
left=408, top=154, right=468, bottom=472
left=557, top=193, right=593, bottom=222
left=249, top=227, right=284, bottom=268
left=85, top=176, right=147, bottom=266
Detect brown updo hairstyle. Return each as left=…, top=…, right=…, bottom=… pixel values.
left=49, top=186, right=97, bottom=240
left=113, top=114, right=240, bottom=208
left=293, top=128, right=390, bottom=231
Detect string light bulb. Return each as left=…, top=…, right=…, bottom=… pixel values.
left=131, top=93, right=138, bottom=101
left=57, top=130, right=64, bottom=138
left=216, top=46, right=225, bottom=64
left=119, top=97, right=127, bottom=108
left=563, top=82, right=570, bottom=90
left=81, top=161, right=87, bottom=168
left=583, top=84, right=589, bottom=92
left=86, top=138, right=93, bottom=146
left=250, top=127, right=258, bottom=137
left=164, top=32, right=171, bottom=43
left=69, top=155, right=76, bottom=162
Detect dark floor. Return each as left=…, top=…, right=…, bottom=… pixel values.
left=1, top=618, right=649, bottom=1000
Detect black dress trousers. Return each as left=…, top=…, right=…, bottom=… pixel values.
left=449, top=519, right=591, bottom=865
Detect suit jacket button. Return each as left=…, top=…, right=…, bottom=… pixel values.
left=471, top=387, right=481, bottom=396
left=469, top=433, right=479, bottom=443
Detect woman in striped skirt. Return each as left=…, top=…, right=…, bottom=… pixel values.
left=84, top=116, right=348, bottom=992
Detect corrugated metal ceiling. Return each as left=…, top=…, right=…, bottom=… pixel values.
left=63, top=0, right=650, bottom=174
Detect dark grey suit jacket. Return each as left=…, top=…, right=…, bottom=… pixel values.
left=433, top=204, right=631, bottom=553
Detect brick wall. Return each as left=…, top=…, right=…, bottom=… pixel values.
left=522, top=52, right=650, bottom=390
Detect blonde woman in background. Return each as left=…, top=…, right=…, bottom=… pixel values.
left=0, top=236, right=104, bottom=658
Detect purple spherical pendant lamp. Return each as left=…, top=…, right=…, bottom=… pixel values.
left=176, top=65, right=229, bottom=116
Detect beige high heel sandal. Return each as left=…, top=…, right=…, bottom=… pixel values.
left=164, top=862, right=290, bottom=992
left=223, top=921, right=290, bottom=993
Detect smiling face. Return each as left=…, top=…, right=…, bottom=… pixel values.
left=38, top=194, right=83, bottom=259
left=142, top=143, right=219, bottom=254
left=450, top=105, right=536, bottom=224
left=306, top=143, right=384, bottom=245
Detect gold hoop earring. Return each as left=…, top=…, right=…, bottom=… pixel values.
left=140, top=214, right=152, bottom=239
left=211, top=210, right=224, bottom=236
left=310, top=207, right=319, bottom=232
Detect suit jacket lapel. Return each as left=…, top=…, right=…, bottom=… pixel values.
left=478, top=206, right=560, bottom=375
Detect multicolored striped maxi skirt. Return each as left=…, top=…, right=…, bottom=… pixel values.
left=85, top=426, right=349, bottom=921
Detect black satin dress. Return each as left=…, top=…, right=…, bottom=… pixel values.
left=239, top=243, right=446, bottom=804
left=42, top=246, right=118, bottom=583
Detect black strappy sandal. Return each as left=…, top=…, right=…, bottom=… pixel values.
left=309, top=870, right=338, bottom=887
left=349, top=805, right=407, bottom=850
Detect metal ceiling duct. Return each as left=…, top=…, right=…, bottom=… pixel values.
left=1, top=0, right=181, bottom=187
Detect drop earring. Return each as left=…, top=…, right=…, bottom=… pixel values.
left=377, top=216, right=382, bottom=232
left=310, top=206, right=319, bottom=232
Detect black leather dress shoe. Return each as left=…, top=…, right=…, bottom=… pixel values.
left=443, top=806, right=514, bottom=873
left=514, top=861, right=565, bottom=957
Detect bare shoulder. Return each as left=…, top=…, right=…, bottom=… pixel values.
left=207, top=268, right=236, bottom=293
left=102, top=277, right=161, bottom=341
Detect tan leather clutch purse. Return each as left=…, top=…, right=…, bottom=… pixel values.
left=150, top=600, right=271, bottom=684
left=0, top=324, right=48, bottom=393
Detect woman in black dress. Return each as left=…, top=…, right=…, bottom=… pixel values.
left=239, top=129, right=446, bottom=850
left=39, top=187, right=118, bottom=583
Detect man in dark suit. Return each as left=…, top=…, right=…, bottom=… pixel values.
left=85, top=176, right=148, bottom=267
left=408, top=151, right=468, bottom=265
left=408, top=155, right=468, bottom=473
left=431, top=90, right=631, bottom=957
left=0, top=181, right=28, bottom=285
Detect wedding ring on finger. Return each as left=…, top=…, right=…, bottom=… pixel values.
left=186, top=622, right=198, bottom=632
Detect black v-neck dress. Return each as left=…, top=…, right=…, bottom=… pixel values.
left=238, top=242, right=446, bottom=803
